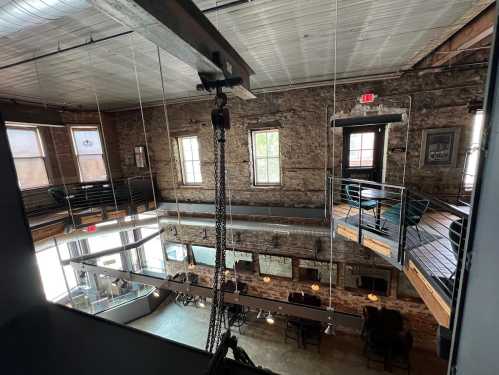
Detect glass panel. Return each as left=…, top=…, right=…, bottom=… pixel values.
left=360, top=149, right=374, bottom=167
left=362, top=132, right=375, bottom=149
left=254, top=132, right=268, bottom=157
left=225, top=251, right=253, bottom=269
left=349, top=150, right=361, bottom=167
left=7, top=127, right=43, bottom=157
left=87, top=221, right=123, bottom=270
left=141, top=226, right=165, bottom=274
left=14, top=158, right=49, bottom=189
left=193, top=161, right=202, bottom=183
left=258, top=254, right=293, bottom=278
left=73, top=129, right=103, bottom=155
left=36, top=247, right=68, bottom=301
left=267, top=158, right=280, bottom=183
left=166, top=242, right=187, bottom=261
left=464, top=111, right=484, bottom=189
left=349, top=133, right=362, bottom=151
left=190, top=137, right=200, bottom=160
left=255, top=159, right=267, bottom=183
left=181, top=137, right=193, bottom=160
left=78, top=154, right=107, bottom=182
left=267, top=131, right=279, bottom=157
left=192, top=245, right=216, bottom=267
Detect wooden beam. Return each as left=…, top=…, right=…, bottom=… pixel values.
left=405, top=261, right=451, bottom=328
left=417, top=3, right=495, bottom=68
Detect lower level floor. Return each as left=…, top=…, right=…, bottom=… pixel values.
left=129, top=299, right=447, bottom=375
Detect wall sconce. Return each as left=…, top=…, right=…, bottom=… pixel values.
left=311, top=283, right=320, bottom=292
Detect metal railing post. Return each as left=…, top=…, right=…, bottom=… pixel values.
left=397, top=188, right=408, bottom=265
left=358, top=182, right=362, bottom=243
left=450, top=215, right=467, bottom=327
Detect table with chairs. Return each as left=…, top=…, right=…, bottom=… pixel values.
left=284, top=292, right=323, bottom=352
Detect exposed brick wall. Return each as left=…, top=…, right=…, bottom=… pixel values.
left=162, top=224, right=438, bottom=351
left=114, top=67, right=487, bottom=206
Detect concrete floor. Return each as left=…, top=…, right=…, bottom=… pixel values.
left=129, top=300, right=447, bottom=375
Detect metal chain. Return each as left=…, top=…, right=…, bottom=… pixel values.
left=206, top=118, right=228, bottom=352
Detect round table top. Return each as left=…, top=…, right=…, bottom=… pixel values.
left=361, top=188, right=397, bottom=200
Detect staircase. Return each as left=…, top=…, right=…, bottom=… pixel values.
left=331, top=178, right=469, bottom=328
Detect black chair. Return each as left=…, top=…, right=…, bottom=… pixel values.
left=284, top=316, right=302, bottom=348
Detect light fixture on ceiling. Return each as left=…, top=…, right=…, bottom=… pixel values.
left=256, top=309, right=264, bottom=319
left=197, top=297, right=207, bottom=308
left=152, top=289, right=160, bottom=298
left=266, top=312, right=275, bottom=325
left=311, top=282, right=320, bottom=292
left=263, top=276, right=271, bottom=283
left=367, top=293, right=379, bottom=302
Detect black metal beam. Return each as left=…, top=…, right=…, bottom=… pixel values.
left=332, top=114, right=403, bottom=127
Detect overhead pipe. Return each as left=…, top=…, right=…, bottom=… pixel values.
left=35, top=214, right=329, bottom=251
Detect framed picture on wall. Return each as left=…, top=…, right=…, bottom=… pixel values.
left=419, top=128, right=460, bottom=167
left=134, top=145, right=148, bottom=168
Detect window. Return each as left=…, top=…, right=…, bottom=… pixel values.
left=178, top=136, right=202, bottom=184
left=192, top=245, right=216, bottom=267
left=251, top=129, right=280, bottom=185
left=6, top=125, right=49, bottom=190
left=464, top=110, right=484, bottom=191
left=298, top=259, right=337, bottom=285
left=344, top=264, right=391, bottom=296
left=165, top=242, right=187, bottom=262
left=348, top=132, right=375, bottom=168
left=258, top=254, right=292, bottom=279
left=71, top=127, right=107, bottom=182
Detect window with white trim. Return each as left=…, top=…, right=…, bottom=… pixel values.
left=348, top=132, right=375, bottom=168
left=251, top=129, right=281, bottom=185
left=464, top=110, right=484, bottom=191
left=71, top=127, right=107, bottom=182
left=6, top=125, right=50, bottom=190
left=178, top=136, right=202, bottom=184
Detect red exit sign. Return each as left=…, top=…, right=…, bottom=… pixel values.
left=359, top=92, right=376, bottom=104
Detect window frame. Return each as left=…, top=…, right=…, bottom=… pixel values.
left=178, top=135, right=202, bottom=185
left=250, top=129, right=281, bottom=186
left=464, top=110, right=484, bottom=191
left=70, top=125, right=108, bottom=183
left=6, top=124, right=50, bottom=191
left=347, top=131, right=375, bottom=169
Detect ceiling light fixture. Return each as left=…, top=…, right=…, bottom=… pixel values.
left=266, top=312, right=275, bottom=325
left=263, top=276, right=271, bottom=283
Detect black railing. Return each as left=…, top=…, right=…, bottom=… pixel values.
left=23, top=175, right=155, bottom=220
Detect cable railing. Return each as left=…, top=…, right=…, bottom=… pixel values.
left=331, top=177, right=469, bottom=320
left=23, top=175, right=155, bottom=225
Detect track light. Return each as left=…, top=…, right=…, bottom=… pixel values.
left=266, top=312, right=275, bottom=325
left=256, top=309, right=264, bottom=319
left=324, top=322, right=335, bottom=336
left=197, top=297, right=206, bottom=308
left=263, top=276, right=271, bottom=283
left=152, top=289, right=160, bottom=298
left=311, top=283, right=320, bottom=292
left=367, top=293, right=379, bottom=302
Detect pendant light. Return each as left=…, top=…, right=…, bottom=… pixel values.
left=266, top=312, right=275, bottom=325
left=311, top=282, right=320, bottom=292
left=263, top=276, right=271, bottom=283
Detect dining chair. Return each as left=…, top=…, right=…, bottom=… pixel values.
left=382, top=199, right=430, bottom=240
left=345, top=184, right=378, bottom=221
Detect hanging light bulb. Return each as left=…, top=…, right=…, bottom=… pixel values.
left=188, top=263, right=196, bottom=270
left=197, top=297, right=206, bottom=308
left=367, top=293, right=379, bottom=302
left=263, top=276, right=271, bottom=283
left=152, top=289, right=160, bottom=298
left=311, top=282, right=320, bottom=292
left=256, top=309, right=264, bottom=319
left=224, top=269, right=230, bottom=276
left=266, top=312, right=275, bottom=325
